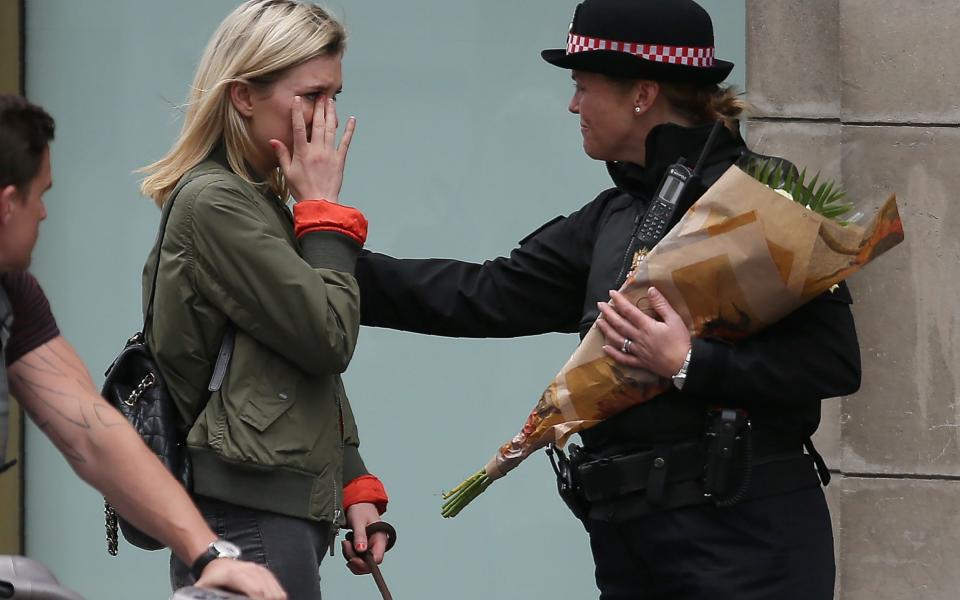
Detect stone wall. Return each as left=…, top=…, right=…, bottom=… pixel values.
left=0, top=0, right=24, bottom=555
left=746, top=1, right=960, bottom=598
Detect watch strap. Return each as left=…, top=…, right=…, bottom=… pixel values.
left=190, top=546, right=219, bottom=580
left=190, top=539, right=240, bottom=580
left=672, top=347, right=692, bottom=390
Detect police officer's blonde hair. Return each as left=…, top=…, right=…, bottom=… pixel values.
left=659, top=83, right=749, bottom=133
left=140, top=0, right=346, bottom=206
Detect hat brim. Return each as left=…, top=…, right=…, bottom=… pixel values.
left=541, top=48, right=733, bottom=85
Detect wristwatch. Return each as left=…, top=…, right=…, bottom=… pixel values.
left=671, top=347, right=692, bottom=391
left=191, top=538, right=242, bottom=580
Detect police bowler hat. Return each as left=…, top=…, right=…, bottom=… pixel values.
left=541, top=0, right=734, bottom=84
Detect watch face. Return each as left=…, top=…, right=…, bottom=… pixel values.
left=212, top=539, right=242, bottom=559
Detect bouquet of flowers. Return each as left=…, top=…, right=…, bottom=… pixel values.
left=441, top=157, right=904, bottom=518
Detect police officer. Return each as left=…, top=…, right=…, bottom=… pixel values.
left=356, top=1, right=860, bottom=598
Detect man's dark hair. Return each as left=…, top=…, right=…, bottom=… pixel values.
left=0, top=94, right=55, bottom=191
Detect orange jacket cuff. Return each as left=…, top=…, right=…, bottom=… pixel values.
left=294, top=200, right=368, bottom=245
left=343, top=474, right=389, bottom=515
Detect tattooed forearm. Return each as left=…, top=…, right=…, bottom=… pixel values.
left=12, top=372, right=91, bottom=429
left=93, top=403, right=126, bottom=428
left=8, top=336, right=137, bottom=468
left=19, top=351, right=89, bottom=389
left=45, top=343, right=91, bottom=381
left=14, top=356, right=61, bottom=377
left=37, top=422, right=87, bottom=464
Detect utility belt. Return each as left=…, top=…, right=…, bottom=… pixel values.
left=548, top=408, right=831, bottom=523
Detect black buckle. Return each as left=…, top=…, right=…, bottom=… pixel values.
left=703, top=407, right=751, bottom=501
left=546, top=444, right=589, bottom=523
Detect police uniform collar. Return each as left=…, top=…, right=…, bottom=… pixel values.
left=605, top=121, right=741, bottom=199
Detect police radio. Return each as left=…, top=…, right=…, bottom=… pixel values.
left=637, top=120, right=726, bottom=251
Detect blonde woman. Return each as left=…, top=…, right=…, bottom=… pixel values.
left=140, top=1, right=390, bottom=596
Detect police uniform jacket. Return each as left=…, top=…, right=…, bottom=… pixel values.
left=356, top=122, right=862, bottom=456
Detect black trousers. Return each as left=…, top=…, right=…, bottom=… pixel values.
left=588, top=487, right=835, bottom=600
left=170, top=494, right=331, bottom=600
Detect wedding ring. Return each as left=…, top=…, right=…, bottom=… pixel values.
left=621, top=338, right=633, bottom=354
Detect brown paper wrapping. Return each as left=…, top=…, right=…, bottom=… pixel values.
left=484, top=166, right=904, bottom=480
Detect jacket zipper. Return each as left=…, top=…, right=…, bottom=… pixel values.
left=614, top=213, right=643, bottom=289
left=329, top=385, right=345, bottom=556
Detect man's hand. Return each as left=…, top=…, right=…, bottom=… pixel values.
left=196, top=558, right=287, bottom=600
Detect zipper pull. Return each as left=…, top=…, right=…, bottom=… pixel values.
left=330, top=509, right=341, bottom=557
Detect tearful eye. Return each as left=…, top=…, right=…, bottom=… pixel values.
left=303, top=92, right=321, bottom=103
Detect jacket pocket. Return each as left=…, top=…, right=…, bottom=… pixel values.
left=213, top=331, right=333, bottom=465
left=237, top=351, right=299, bottom=432
left=237, top=391, right=294, bottom=432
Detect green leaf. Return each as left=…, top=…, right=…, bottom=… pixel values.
left=746, top=160, right=851, bottom=222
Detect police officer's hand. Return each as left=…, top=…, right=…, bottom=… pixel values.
left=597, top=287, right=691, bottom=379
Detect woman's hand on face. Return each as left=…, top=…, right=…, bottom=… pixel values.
left=270, top=95, right=356, bottom=203
left=341, top=502, right=389, bottom=576
left=596, top=287, right=691, bottom=379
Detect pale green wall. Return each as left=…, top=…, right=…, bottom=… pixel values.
left=24, top=1, right=744, bottom=597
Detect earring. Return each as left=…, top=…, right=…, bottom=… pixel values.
left=634, top=107, right=641, bottom=114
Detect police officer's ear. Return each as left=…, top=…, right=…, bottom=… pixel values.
left=0, top=185, right=18, bottom=225
left=632, top=80, right=661, bottom=117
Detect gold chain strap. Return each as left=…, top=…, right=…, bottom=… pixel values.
left=122, top=372, right=157, bottom=407
left=105, top=500, right=119, bottom=556
left=108, top=371, right=158, bottom=553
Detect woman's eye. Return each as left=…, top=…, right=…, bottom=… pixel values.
left=303, top=92, right=321, bottom=102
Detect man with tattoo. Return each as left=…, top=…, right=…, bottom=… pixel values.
left=0, top=93, right=287, bottom=600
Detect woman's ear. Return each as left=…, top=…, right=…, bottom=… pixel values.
left=633, top=80, right=661, bottom=115
left=229, top=81, right=255, bottom=118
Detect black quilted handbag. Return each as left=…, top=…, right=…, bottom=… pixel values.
left=101, top=176, right=234, bottom=555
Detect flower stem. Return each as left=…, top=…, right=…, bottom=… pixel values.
left=441, top=469, right=492, bottom=518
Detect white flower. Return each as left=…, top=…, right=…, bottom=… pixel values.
left=773, top=188, right=794, bottom=201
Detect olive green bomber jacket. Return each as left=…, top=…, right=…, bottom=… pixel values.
left=143, top=151, right=370, bottom=525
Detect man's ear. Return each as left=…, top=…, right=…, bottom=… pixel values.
left=633, top=80, right=661, bottom=115
left=0, top=185, right=18, bottom=226
left=229, top=81, right=255, bottom=118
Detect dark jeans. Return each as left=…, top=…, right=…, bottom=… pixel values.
left=588, top=487, right=835, bottom=600
left=170, top=495, right=331, bottom=600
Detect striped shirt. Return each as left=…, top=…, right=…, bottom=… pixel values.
left=0, top=271, right=60, bottom=365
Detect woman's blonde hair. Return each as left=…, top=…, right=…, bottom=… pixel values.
left=659, top=83, right=750, bottom=133
left=140, top=0, right=346, bottom=206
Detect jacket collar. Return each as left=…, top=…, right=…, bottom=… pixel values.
left=206, top=142, right=273, bottom=187
left=208, top=142, right=231, bottom=172
left=202, top=143, right=292, bottom=224
left=606, top=121, right=744, bottom=199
